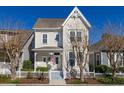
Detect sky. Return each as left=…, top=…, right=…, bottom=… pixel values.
left=0, top=6, right=124, bottom=43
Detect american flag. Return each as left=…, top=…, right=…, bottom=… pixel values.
left=51, top=55, right=55, bottom=64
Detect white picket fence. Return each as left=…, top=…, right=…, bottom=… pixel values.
left=66, top=72, right=124, bottom=79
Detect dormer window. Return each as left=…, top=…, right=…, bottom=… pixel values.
left=43, top=34, right=47, bottom=44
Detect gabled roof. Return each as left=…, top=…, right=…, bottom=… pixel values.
left=89, top=40, right=106, bottom=52
left=89, top=34, right=124, bottom=52
left=62, top=7, right=91, bottom=29
left=33, top=18, right=65, bottom=29
left=33, top=7, right=91, bottom=29
left=0, top=30, right=33, bottom=50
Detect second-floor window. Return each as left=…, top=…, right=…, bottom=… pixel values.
left=77, top=32, right=82, bottom=41
left=70, top=30, right=82, bottom=42
left=43, top=34, right=47, bottom=44
left=70, top=31, right=75, bottom=42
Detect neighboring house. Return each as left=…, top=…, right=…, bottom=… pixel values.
left=89, top=35, right=124, bottom=72
left=32, top=7, right=91, bottom=79
left=0, top=30, right=34, bottom=74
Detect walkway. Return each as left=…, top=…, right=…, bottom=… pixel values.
left=49, top=80, right=66, bottom=85
left=49, top=70, right=66, bottom=85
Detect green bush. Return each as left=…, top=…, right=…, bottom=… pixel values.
left=118, top=67, right=124, bottom=73
left=0, top=74, right=10, bottom=79
left=95, top=65, right=112, bottom=74
left=22, top=60, right=33, bottom=71
left=10, top=78, right=20, bottom=84
left=0, top=74, right=11, bottom=83
left=36, top=67, right=48, bottom=72
left=96, top=77, right=124, bottom=84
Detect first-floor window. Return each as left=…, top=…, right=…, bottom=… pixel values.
left=69, top=52, right=75, bottom=67
left=96, top=53, right=101, bottom=66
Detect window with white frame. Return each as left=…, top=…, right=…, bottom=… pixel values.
left=56, top=33, right=60, bottom=42
left=77, top=32, right=82, bottom=41
left=96, top=53, right=101, bottom=66
left=70, top=31, right=75, bottom=42
left=43, top=34, right=47, bottom=44
left=69, top=30, right=82, bottom=42
left=69, top=52, right=75, bottom=67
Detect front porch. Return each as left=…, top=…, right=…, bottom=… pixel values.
left=32, top=47, right=63, bottom=71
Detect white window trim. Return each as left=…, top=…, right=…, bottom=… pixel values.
left=42, top=34, right=48, bottom=44
left=68, top=51, right=76, bottom=67
left=96, top=54, right=101, bottom=65
left=69, top=29, right=82, bottom=40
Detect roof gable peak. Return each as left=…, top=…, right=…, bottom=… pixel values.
left=62, top=6, right=91, bottom=28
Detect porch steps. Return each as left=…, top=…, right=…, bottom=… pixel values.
left=50, top=71, right=63, bottom=80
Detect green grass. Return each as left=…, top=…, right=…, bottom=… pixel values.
left=96, top=77, right=124, bottom=84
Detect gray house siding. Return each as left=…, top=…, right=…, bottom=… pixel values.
left=21, top=33, right=34, bottom=69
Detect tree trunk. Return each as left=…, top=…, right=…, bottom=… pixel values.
left=80, top=68, right=85, bottom=82
left=112, top=69, right=116, bottom=77
left=10, top=59, right=17, bottom=80
left=11, top=67, right=16, bottom=80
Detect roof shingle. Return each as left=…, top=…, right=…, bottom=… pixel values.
left=33, top=18, right=65, bottom=28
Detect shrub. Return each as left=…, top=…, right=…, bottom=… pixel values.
left=0, top=74, right=11, bottom=83
left=36, top=67, right=48, bottom=80
left=0, top=74, right=10, bottom=79
left=36, top=67, right=48, bottom=72
left=118, top=67, right=124, bottom=73
left=95, top=65, right=112, bottom=74
left=22, top=60, right=33, bottom=71
left=10, top=78, right=20, bottom=84
left=96, top=77, right=124, bottom=84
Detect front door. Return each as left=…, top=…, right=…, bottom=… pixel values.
left=54, top=56, right=61, bottom=70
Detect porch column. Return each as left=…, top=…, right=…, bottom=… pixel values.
left=34, top=52, right=37, bottom=71
left=62, top=51, right=67, bottom=79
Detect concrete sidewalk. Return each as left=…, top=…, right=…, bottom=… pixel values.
left=49, top=80, right=66, bottom=85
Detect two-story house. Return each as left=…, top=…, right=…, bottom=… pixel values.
left=32, top=7, right=91, bottom=79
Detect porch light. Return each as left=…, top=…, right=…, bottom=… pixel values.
left=49, top=52, right=54, bottom=56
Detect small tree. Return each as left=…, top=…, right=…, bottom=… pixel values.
left=0, top=19, right=24, bottom=80
left=102, top=23, right=124, bottom=77
left=70, top=35, right=89, bottom=82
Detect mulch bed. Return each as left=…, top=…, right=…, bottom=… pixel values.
left=0, top=78, right=49, bottom=84
left=65, top=78, right=100, bottom=84
left=18, top=78, right=49, bottom=84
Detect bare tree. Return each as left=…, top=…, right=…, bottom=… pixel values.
left=0, top=19, right=24, bottom=80
left=70, top=34, right=89, bottom=82
left=102, top=23, right=124, bottom=77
